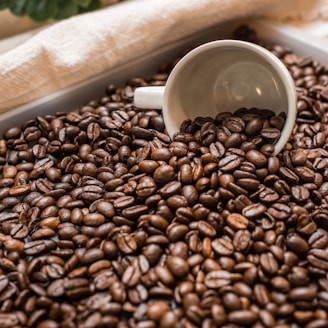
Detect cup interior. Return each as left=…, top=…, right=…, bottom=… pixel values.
left=163, top=40, right=296, bottom=154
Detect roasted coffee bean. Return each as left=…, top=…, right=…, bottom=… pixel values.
left=233, top=229, right=252, bottom=253
left=245, top=149, right=267, bottom=167
left=136, top=176, right=157, bottom=198
left=0, top=29, right=328, bottom=327
left=64, top=278, right=91, bottom=300
left=197, top=220, right=216, bottom=237
left=116, top=233, right=138, bottom=254
left=24, top=240, right=47, bottom=256
left=308, top=229, right=328, bottom=248
left=219, top=155, right=241, bottom=172
left=288, top=287, right=318, bottom=301
left=166, top=256, right=189, bottom=278
left=204, top=270, right=232, bottom=289
left=228, top=310, right=258, bottom=326
left=212, top=237, right=234, bottom=256
left=285, top=233, right=309, bottom=256
left=223, top=116, right=245, bottom=133
left=226, top=213, right=249, bottom=230
left=237, top=177, right=260, bottom=191
left=307, top=249, right=328, bottom=270
left=158, top=181, right=182, bottom=197
left=261, top=127, right=281, bottom=140
left=260, top=252, right=279, bottom=275
left=242, top=203, right=267, bottom=219
left=244, top=117, right=263, bottom=136
left=259, top=188, right=280, bottom=204
left=279, top=166, right=300, bottom=184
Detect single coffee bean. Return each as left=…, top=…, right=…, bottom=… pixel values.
left=233, top=229, right=252, bottom=253
left=307, top=249, right=328, bottom=270
left=245, top=149, right=267, bottom=167
left=116, top=233, right=138, bottom=254
left=288, top=287, right=317, bottom=301
left=204, top=270, right=232, bottom=289
left=121, top=264, right=141, bottom=288
left=226, top=213, right=249, bottom=230
left=237, top=178, right=260, bottom=191
left=285, top=233, right=310, bottom=256
left=219, top=155, right=241, bottom=172
left=228, top=310, right=258, bottom=326
left=166, top=256, right=189, bottom=278
left=24, top=240, right=47, bottom=256
left=260, top=252, right=279, bottom=275
left=242, top=203, right=267, bottom=219
left=223, top=116, right=245, bottom=133
left=308, top=229, right=328, bottom=248
left=260, top=127, right=281, bottom=140
left=212, top=238, right=234, bottom=256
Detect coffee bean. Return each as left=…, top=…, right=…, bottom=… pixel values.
left=80, top=248, right=104, bottom=265
left=228, top=310, right=258, bottom=326
left=10, top=224, right=29, bottom=240
left=286, top=235, right=309, bottom=262
left=219, top=155, right=241, bottom=172
left=212, top=238, right=234, bottom=256
left=233, top=229, right=252, bottom=253
left=279, top=166, right=300, bottom=184
left=116, top=233, right=138, bottom=254
left=204, top=270, right=232, bottom=289
left=0, top=276, right=9, bottom=294
left=237, top=177, right=260, bottom=191
left=30, top=227, right=56, bottom=240
left=136, top=176, right=157, bottom=198
left=139, top=160, right=159, bottom=174
left=307, top=249, right=328, bottom=270
left=308, top=229, right=328, bottom=248
left=166, top=256, right=189, bottom=278
left=95, top=200, right=115, bottom=218
left=154, top=265, right=175, bottom=286
left=245, top=149, right=267, bottom=167
left=151, top=148, right=172, bottom=161
left=197, top=220, right=216, bottom=237
left=224, top=133, right=243, bottom=148
left=122, top=264, right=141, bottom=287
left=64, top=278, right=91, bottom=300
left=242, top=203, right=267, bottom=219
left=223, top=116, right=245, bottom=133
left=254, top=283, right=270, bottom=306
left=226, top=213, right=249, bottom=230
left=0, top=313, right=19, bottom=327
left=244, top=117, right=263, bottom=137
left=169, top=141, right=188, bottom=157
left=259, top=188, right=280, bottom=204
left=261, top=127, right=281, bottom=140
left=122, top=204, right=148, bottom=219
left=158, top=181, right=181, bottom=197
left=289, top=287, right=317, bottom=301
left=24, top=240, right=47, bottom=256
left=260, top=252, right=279, bottom=275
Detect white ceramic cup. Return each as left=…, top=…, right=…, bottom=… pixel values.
left=134, top=39, right=296, bottom=155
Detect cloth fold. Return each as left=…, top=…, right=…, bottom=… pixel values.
left=0, top=0, right=327, bottom=113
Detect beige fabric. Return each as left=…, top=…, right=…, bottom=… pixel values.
left=0, top=0, right=327, bottom=112
left=267, top=0, right=328, bottom=21
left=0, top=1, right=119, bottom=39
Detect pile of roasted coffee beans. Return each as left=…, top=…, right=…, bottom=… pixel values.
left=0, top=26, right=328, bottom=328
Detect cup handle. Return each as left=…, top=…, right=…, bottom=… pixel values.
left=134, top=86, right=165, bottom=110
